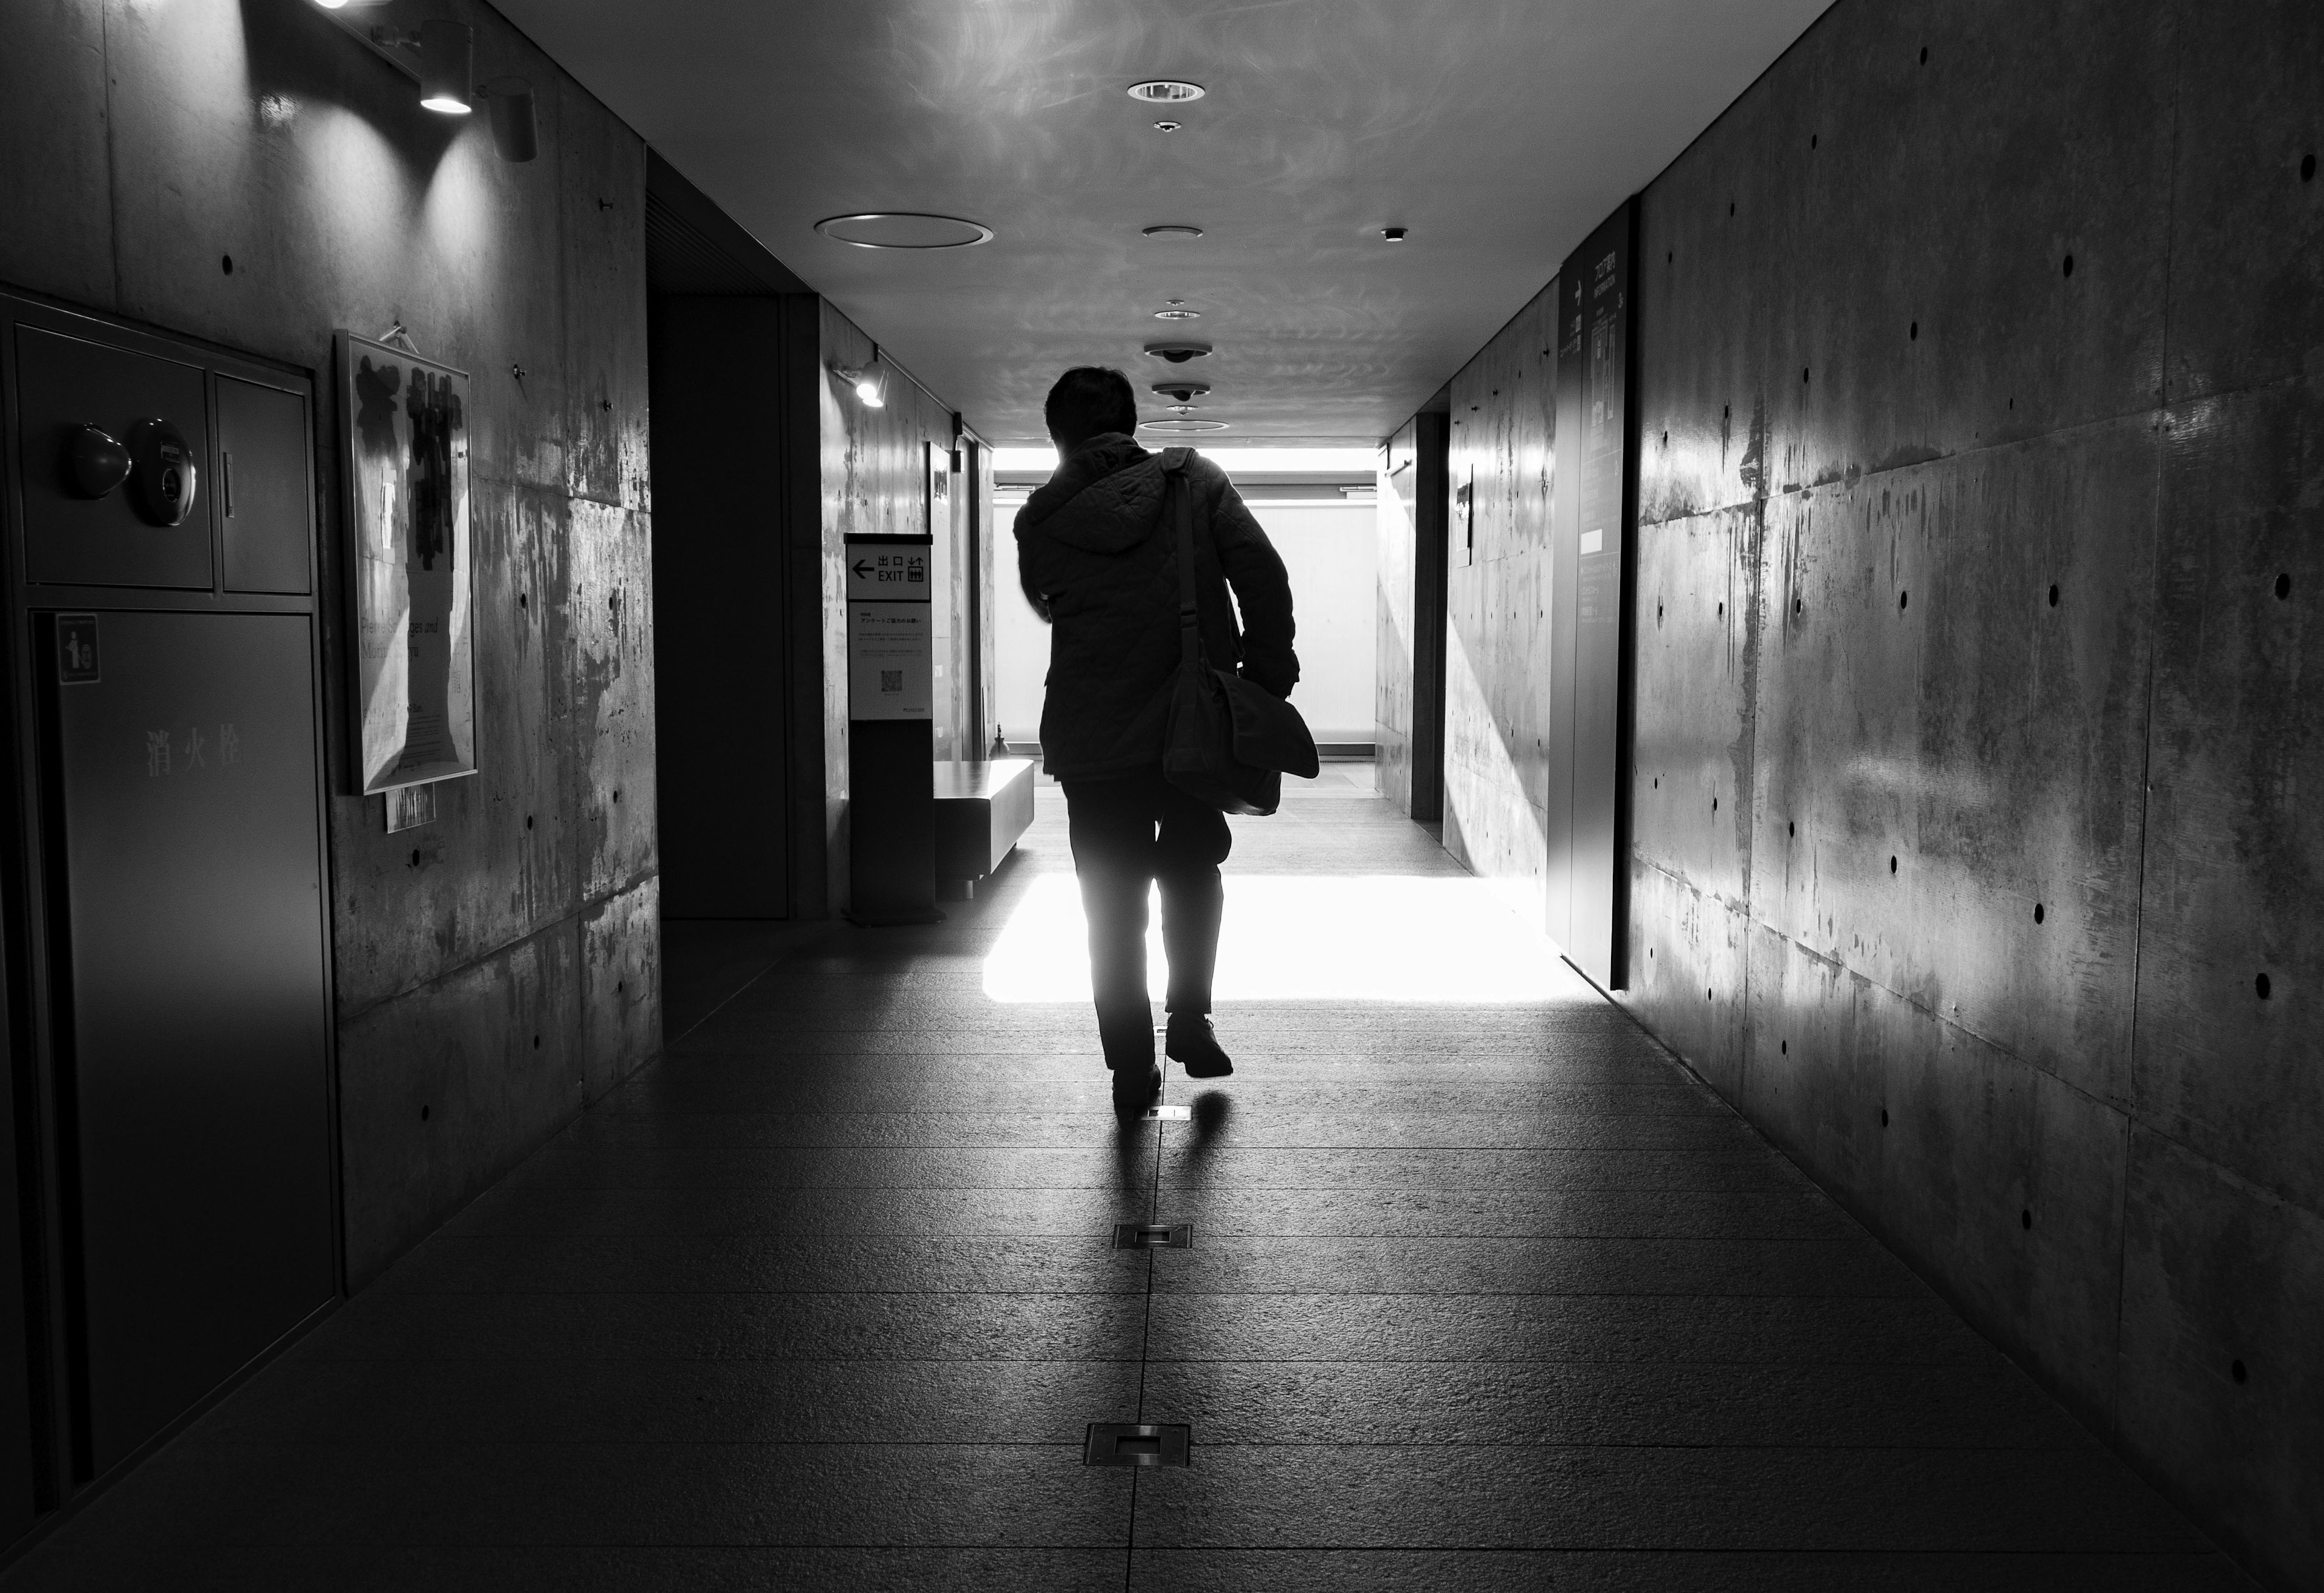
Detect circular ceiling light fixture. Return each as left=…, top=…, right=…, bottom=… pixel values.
left=1128, top=79, right=1205, bottom=103
left=1152, top=307, right=1202, bottom=320
left=1142, top=224, right=1204, bottom=239
left=1382, top=226, right=1409, bottom=242
left=1140, top=418, right=1229, bottom=433
left=814, top=213, right=994, bottom=249
left=1152, top=379, right=1210, bottom=402
left=1152, top=120, right=1181, bottom=133
left=1143, top=341, right=1212, bottom=363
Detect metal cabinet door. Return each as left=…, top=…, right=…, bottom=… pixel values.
left=15, top=329, right=214, bottom=591
left=0, top=915, right=36, bottom=1540
left=214, top=376, right=313, bottom=596
left=45, top=610, right=333, bottom=1473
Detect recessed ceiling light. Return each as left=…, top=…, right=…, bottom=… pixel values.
left=1144, top=342, right=1212, bottom=363
left=814, top=213, right=994, bottom=249
left=1153, top=307, right=1202, bottom=320
left=1140, top=418, right=1229, bottom=433
left=1128, top=80, right=1205, bottom=103
left=1152, top=120, right=1181, bottom=133
left=1152, top=379, right=1210, bottom=401
left=1143, top=225, right=1204, bottom=239
left=1382, top=226, right=1409, bottom=242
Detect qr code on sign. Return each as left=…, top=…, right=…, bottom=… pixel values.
left=880, top=670, right=903, bottom=693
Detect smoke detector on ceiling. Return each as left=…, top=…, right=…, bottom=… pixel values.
left=1128, top=80, right=1206, bottom=103
left=1144, top=342, right=1212, bottom=364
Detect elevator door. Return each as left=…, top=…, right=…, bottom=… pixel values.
left=47, top=609, right=333, bottom=1473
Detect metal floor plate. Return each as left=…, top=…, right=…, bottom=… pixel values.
left=1084, top=1422, right=1192, bottom=1467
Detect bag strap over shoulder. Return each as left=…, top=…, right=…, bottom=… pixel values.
left=1160, top=448, right=1200, bottom=667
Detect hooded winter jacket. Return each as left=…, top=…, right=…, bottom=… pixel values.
left=1014, top=433, right=1298, bottom=781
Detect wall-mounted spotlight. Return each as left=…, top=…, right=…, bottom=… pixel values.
left=418, top=20, right=473, bottom=114
left=479, top=77, right=537, bottom=162
left=833, top=352, right=886, bottom=408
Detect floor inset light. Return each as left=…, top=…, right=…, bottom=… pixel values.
left=984, top=876, right=1587, bottom=1003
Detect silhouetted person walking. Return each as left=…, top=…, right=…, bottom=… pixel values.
left=1014, top=368, right=1299, bottom=1115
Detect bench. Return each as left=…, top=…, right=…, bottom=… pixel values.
left=933, top=758, right=1036, bottom=898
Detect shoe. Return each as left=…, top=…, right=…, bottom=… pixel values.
left=1166, top=1014, right=1234, bottom=1079
left=1111, top=1063, right=1163, bottom=1117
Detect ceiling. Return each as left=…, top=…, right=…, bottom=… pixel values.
left=494, top=0, right=1834, bottom=444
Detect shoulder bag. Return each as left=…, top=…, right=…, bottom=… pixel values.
left=1158, top=447, right=1319, bottom=816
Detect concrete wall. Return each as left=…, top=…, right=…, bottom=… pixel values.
left=1417, top=0, right=2323, bottom=1582
left=815, top=303, right=960, bottom=912
left=2, top=0, right=661, bottom=1289
left=1249, top=502, right=1377, bottom=744
left=1441, top=288, right=1560, bottom=923
left=1376, top=413, right=1448, bottom=820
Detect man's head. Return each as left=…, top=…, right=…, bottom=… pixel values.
left=1044, top=367, right=1138, bottom=454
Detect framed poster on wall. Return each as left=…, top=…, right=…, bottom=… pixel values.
left=335, top=330, right=478, bottom=796
left=925, top=438, right=951, bottom=536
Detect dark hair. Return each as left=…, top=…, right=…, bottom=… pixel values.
left=1043, top=367, right=1138, bottom=450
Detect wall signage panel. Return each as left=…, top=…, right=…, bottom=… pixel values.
left=845, top=533, right=938, bottom=924
left=1553, top=198, right=1640, bottom=990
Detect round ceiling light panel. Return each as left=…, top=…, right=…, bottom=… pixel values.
left=1140, top=418, right=1229, bottom=433
left=1142, top=225, right=1204, bottom=239
left=1144, top=342, right=1212, bottom=363
left=1128, top=80, right=1205, bottom=103
left=813, top=213, right=994, bottom=249
left=1152, top=307, right=1202, bottom=320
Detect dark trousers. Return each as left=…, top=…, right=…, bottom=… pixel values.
left=1060, top=767, right=1231, bottom=1068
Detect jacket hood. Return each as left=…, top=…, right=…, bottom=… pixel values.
left=1016, top=433, right=1164, bottom=554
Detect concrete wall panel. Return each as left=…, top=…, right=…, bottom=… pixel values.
left=2118, top=1127, right=2324, bottom=1583
left=1621, top=863, right=1747, bottom=1105
left=0, top=0, right=112, bottom=307
left=1442, top=294, right=1558, bottom=922
left=336, top=921, right=581, bottom=1290
left=580, top=878, right=660, bottom=1106
left=2136, top=378, right=2324, bottom=1212
left=2162, top=0, right=2324, bottom=402
left=558, top=74, right=649, bottom=511
left=1870, top=996, right=2129, bottom=1429
left=568, top=501, right=657, bottom=904
left=1751, top=428, right=2156, bottom=1105
left=1375, top=428, right=1417, bottom=809
left=1742, top=925, right=1884, bottom=1217
left=1445, top=0, right=2323, bottom=1578
left=1633, top=507, right=1756, bottom=906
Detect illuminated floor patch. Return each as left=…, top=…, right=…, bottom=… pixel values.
left=983, top=875, right=1595, bottom=1004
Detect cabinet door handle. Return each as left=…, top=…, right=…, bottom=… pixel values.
left=222, top=450, right=235, bottom=517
